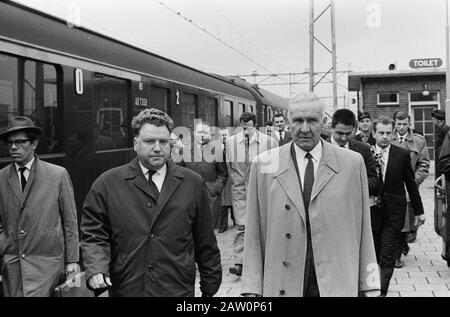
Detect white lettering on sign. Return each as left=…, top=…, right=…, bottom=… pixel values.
left=409, top=58, right=443, bottom=68
left=134, top=97, right=148, bottom=107
left=75, top=69, right=83, bottom=95
left=139, top=82, right=144, bottom=91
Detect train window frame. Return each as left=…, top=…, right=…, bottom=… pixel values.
left=0, top=53, right=63, bottom=158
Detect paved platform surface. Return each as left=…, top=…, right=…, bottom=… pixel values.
left=195, top=170, right=450, bottom=297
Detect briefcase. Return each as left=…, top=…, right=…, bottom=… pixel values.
left=53, top=271, right=94, bottom=297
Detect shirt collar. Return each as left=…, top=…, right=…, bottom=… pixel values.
left=294, top=139, right=323, bottom=162
left=139, top=161, right=167, bottom=179
left=375, top=144, right=391, bottom=154
left=238, top=131, right=259, bottom=144
left=15, top=156, right=35, bottom=172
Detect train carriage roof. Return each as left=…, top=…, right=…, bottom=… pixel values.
left=0, top=1, right=255, bottom=101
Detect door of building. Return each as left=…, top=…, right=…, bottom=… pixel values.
left=411, top=105, right=436, bottom=160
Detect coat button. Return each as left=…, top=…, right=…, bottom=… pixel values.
left=279, top=289, right=285, bottom=295
left=20, top=229, right=25, bottom=235
left=149, top=233, right=155, bottom=238
left=146, top=202, right=152, bottom=208
left=282, top=261, right=290, bottom=267
left=285, top=204, right=290, bottom=210
left=21, top=254, right=26, bottom=258
left=285, top=233, right=292, bottom=239
left=148, top=265, right=154, bottom=271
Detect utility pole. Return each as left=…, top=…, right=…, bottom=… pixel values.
left=446, top=0, right=450, bottom=124
left=309, top=0, right=338, bottom=110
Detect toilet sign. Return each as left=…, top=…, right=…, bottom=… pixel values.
left=409, top=58, right=443, bottom=69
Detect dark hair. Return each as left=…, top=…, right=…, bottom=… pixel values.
left=393, top=111, right=410, bottom=122
left=240, top=112, right=257, bottom=124
left=373, top=116, right=394, bottom=132
left=273, top=112, right=285, bottom=121
left=331, top=109, right=357, bottom=128
left=131, top=108, right=174, bottom=136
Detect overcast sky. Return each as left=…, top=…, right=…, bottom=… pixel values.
left=13, top=0, right=448, bottom=109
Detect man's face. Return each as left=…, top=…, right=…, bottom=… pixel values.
left=332, top=123, right=355, bottom=147
left=240, top=120, right=256, bottom=138
left=290, top=106, right=323, bottom=151
left=273, top=116, right=286, bottom=131
left=359, top=118, right=372, bottom=132
left=373, top=123, right=393, bottom=149
left=433, top=118, right=445, bottom=129
left=7, top=131, right=37, bottom=166
left=394, top=118, right=410, bottom=136
left=134, top=123, right=171, bottom=170
left=194, top=124, right=211, bottom=145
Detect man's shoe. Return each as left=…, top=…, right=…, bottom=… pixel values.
left=229, top=265, right=242, bottom=276
left=395, top=259, right=404, bottom=268
left=402, top=244, right=410, bottom=256
left=406, top=232, right=417, bottom=243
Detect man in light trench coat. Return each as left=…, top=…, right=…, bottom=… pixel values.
left=241, top=93, right=381, bottom=297
left=0, top=116, right=79, bottom=297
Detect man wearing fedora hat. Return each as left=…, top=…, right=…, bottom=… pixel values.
left=0, top=116, right=79, bottom=297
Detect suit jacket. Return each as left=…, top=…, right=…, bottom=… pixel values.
left=179, top=141, right=228, bottom=198
left=371, top=145, right=424, bottom=231
left=241, top=141, right=379, bottom=296
left=81, top=158, right=222, bottom=297
left=272, top=129, right=293, bottom=146
left=326, top=137, right=380, bottom=196
left=0, top=157, right=79, bottom=297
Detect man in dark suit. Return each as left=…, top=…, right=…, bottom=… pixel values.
left=354, top=111, right=376, bottom=146
left=273, top=112, right=293, bottom=146
left=81, top=109, right=222, bottom=297
left=328, top=109, right=380, bottom=196
left=179, top=121, right=228, bottom=229
left=370, top=117, right=426, bottom=296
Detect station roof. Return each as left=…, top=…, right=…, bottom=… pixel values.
left=348, top=68, right=446, bottom=91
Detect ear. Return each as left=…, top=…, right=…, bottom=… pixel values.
left=133, top=137, right=137, bottom=151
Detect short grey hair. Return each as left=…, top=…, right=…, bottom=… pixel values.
left=288, top=92, right=325, bottom=119
left=131, top=108, right=174, bottom=136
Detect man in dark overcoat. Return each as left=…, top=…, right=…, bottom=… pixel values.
left=81, top=109, right=222, bottom=297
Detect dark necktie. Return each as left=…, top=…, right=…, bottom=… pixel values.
left=279, top=132, right=284, bottom=143
left=148, top=170, right=159, bottom=202
left=19, top=167, right=27, bottom=192
left=303, top=153, right=314, bottom=211
left=399, top=136, right=404, bottom=144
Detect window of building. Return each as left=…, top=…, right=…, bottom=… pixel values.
left=93, top=73, right=129, bottom=151
left=0, top=54, right=61, bottom=157
left=410, top=91, right=438, bottom=103
left=377, top=92, right=399, bottom=105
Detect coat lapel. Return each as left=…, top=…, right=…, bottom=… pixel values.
left=21, top=158, right=38, bottom=205
left=150, top=161, right=183, bottom=228
left=128, top=158, right=159, bottom=202
left=310, top=141, right=339, bottom=202
left=273, top=144, right=306, bottom=224
left=384, top=145, right=397, bottom=183
left=8, top=163, right=21, bottom=202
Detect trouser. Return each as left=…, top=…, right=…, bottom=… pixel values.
left=219, top=206, right=234, bottom=229
left=377, top=219, right=403, bottom=294
left=396, top=232, right=407, bottom=260
left=233, top=224, right=245, bottom=265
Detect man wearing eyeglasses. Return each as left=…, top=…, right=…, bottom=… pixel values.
left=0, top=116, right=79, bottom=297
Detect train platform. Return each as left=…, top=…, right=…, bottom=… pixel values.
left=195, top=171, right=450, bottom=297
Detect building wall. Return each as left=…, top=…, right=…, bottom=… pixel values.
left=360, top=74, right=446, bottom=118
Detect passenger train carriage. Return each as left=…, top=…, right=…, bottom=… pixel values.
left=0, top=1, right=288, bottom=220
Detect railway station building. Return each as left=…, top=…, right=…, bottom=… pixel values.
left=348, top=68, right=447, bottom=160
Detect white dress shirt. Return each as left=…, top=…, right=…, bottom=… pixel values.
left=375, top=144, right=390, bottom=181
left=15, top=157, right=35, bottom=189
left=330, top=135, right=349, bottom=149
left=293, top=141, right=322, bottom=189
left=139, top=161, right=167, bottom=192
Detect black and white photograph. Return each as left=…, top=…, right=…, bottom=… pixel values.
left=0, top=0, right=450, bottom=300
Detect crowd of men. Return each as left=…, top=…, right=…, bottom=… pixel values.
left=0, top=92, right=448, bottom=297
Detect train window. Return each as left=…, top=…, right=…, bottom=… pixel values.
left=24, top=61, right=60, bottom=154
left=93, top=73, right=129, bottom=151
left=172, top=92, right=196, bottom=131
left=0, top=54, right=19, bottom=129
left=199, top=97, right=218, bottom=126
left=249, top=105, right=254, bottom=113
left=149, top=86, right=168, bottom=112
left=220, top=100, right=233, bottom=128
left=233, top=102, right=244, bottom=126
